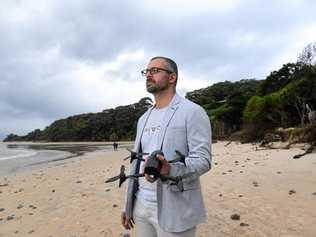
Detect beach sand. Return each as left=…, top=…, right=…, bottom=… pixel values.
left=0, top=142, right=315, bottom=237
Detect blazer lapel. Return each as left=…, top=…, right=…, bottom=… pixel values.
left=134, top=106, right=155, bottom=152
left=157, top=93, right=182, bottom=151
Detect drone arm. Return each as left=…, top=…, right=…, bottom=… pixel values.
left=130, top=155, right=145, bottom=163
left=168, top=150, right=186, bottom=166
left=126, top=173, right=145, bottom=179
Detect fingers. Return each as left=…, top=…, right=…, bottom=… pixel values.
left=144, top=156, right=148, bottom=164
left=156, top=154, right=165, bottom=162
left=157, top=154, right=170, bottom=176
left=156, top=154, right=168, bottom=166
left=121, top=212, right=127, bottom=228
left=121, top=212, right=134, bottom=230
left=125, top=219, right=134, bottom=229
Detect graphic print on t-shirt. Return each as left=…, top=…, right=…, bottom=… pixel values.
left=137, top=106, right=168, bottom=203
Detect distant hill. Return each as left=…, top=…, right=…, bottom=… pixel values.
left=4, top=97, right=153, bottom=142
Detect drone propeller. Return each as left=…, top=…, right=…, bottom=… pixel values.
left=123, top=148, right=148, bottom=163
left=123, top=155, right=131, bottom=160
left=105, top=174, right=121, bottom=183
left=105, top=165, right=127, bottom=187
left=123, top=148, right=134, bottom=160
left=105, top=165, right=146, bottom=187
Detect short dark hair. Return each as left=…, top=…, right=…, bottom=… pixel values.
left=150, top=56, right=178, bottom=80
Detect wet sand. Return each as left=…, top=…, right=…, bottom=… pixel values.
left=0, top=142, right=315, bottom=237
left=0, top=142, right=131, bottom=176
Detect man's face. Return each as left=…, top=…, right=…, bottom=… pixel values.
left=145, top=59, right=171, bottom=94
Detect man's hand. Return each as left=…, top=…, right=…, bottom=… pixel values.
left=121, top=212, right=134, bottom=230
left=144, top=154, right=170, bottom=183
left=156, top=154, right=170, bottom=176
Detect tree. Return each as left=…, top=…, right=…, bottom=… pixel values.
left=294, top=96, right=307, bottom=126
left=110, top=132, right=119, bottom=141
left=298, top=42, right=316, bottom=65
left=257, top=63, right=304, bottom=96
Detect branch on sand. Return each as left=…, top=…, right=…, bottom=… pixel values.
left=293, top=145, right=315, bottom=159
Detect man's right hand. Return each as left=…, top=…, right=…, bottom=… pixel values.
left=121, top=212, right=135, bottom=230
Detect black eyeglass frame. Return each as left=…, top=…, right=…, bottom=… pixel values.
left=141, top=67, right=173, bottom=76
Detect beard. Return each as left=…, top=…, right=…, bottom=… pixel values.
left=146, top=79, right=169, bottom=93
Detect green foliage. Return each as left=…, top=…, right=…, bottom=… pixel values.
left=243, top=96, right=266, bottom=123
left=243, top=65, right=316, bottom=140
left=186, top=80, right=239, bottom=106
left=3, top=134, right=23, bottom=142
left=257, top=63, right=302, bottom=96
left=4, top=97, right=153, bottom=142
left=109, top=132, right=119, bottom=141
left=187, top=63, right=316, bottom=141
left=187, top=79, right=261, bottom=137
left=210, top=104, right=230, bottom=122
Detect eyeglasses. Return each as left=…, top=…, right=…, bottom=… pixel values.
left=141, top=67, right=173, bottom=77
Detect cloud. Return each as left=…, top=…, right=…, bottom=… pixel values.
left=1, top=0, right=316, bottom=137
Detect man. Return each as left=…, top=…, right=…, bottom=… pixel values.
left=121, top=57, right=212, bottom=237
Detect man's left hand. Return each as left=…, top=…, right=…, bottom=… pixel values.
left=156, top=154, right=170, bottom=176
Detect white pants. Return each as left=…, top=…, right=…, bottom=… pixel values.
left=133, top=198, right=196, bottom=237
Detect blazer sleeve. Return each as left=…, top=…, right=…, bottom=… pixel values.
left=168, top=105, right=212, bottom=183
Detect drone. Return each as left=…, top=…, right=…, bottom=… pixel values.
left=105, top=149, right=189, bottom=191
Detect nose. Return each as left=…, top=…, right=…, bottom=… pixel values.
left=146, top=71, right=153, bottom=80
left=146, top=70, right=153, bottom=77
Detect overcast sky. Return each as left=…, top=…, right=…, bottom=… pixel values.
left=1, top=0, right=316, bottom=139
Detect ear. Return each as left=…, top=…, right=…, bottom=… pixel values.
left=169, top=73, right=177, bottom=85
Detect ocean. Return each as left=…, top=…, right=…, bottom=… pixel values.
left=0, top=144, right=37, bottom=160
left=0, top=143, right=113, bottom=176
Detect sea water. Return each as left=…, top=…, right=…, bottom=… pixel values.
left=0, top=143, right=37, bottom=160
left=0, top=143, right=74, bottom=176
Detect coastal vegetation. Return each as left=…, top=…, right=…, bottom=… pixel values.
left=4, top=98, right=152, bottom=142
left=4, top=43, right=316, bottom=143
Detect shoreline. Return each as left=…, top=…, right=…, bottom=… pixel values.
left=0, top=142, right=133, bottom=177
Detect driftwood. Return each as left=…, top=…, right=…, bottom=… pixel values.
left=293, top=145, right=315, bottom=159
left=306, top=104, right=316, bottom=124
left=257, top=140, right=296, bottom=150
left=224, top=141, right=232, bottom=147
left=257, top=140, right=279, bottom=150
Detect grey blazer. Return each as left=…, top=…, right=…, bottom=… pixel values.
left=124, top=93, right=212, bottom=232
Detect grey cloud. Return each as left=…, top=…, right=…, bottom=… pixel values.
left=1, top=0, right=316, bottom=136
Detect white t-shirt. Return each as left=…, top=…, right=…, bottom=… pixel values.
left=136, top=106, right=169, bottom=203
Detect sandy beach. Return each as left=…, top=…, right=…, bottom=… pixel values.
left=0, top=142, right=315, bottom=237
